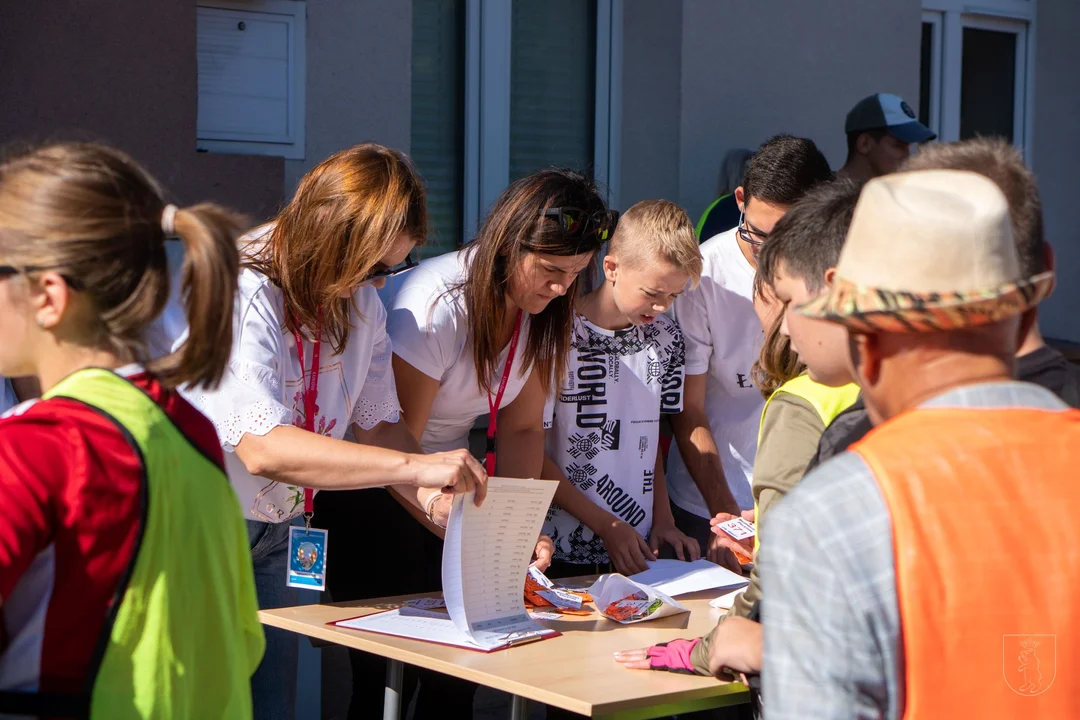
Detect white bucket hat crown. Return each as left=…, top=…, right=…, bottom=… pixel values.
left=798, top=169, right=1054, bottom=332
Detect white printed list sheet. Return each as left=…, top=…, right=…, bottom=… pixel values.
left=442, top=477, right=558, bottom=650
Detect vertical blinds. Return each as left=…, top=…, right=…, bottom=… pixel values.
left=411, top=0, right=466, bottom=256
left=509, top=0, right=598, bottom=183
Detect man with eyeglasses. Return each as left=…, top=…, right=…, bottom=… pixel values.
left=667, top=134, right=834, bottom=566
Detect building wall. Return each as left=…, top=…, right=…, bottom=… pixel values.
left=676, top=0, right=923, bottom=222
left=1031, top=2, right=1080, bottom=342
left=618, top=0, right=683, bottom=208
left=0, top=1, right=284, bottom=222
left=283, top=0, right=413, bottom=196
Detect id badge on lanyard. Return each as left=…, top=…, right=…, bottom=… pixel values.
left=287, top=312, right=329, bottom=591
left=486, top=310, right=524, bottom=475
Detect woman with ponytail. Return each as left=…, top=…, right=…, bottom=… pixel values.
left=0, top=142, right=263, bottom=717
left=167, top=143, right=487, bottom=719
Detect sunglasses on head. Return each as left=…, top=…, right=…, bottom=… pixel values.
left=540, top=207, right=620, bottom=242
left=0, top=264, right=84, bottom=290
left=364, top=254, right=417, bottom=282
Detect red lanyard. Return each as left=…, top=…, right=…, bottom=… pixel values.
left=486, top=310, right=524, bottom=476
left=291, top=310, right=322, bottom=522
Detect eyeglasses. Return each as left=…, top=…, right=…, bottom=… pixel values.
left=0, top=264, right=83, bottom=290
left=737, top=213, right=769, bottom=247
left=365, top=254, right=417, bottom=282
left=540, top=207, right=620, bottom=242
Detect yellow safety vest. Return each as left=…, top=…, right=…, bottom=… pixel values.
left=752, top=375, right=860, bottom=552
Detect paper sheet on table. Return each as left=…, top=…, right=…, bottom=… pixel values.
left=709, top=587, right=747, bottom=610
left=629, top=559, right=749, bottom=597
left=442, top=477, right=558, bottom=650
left=333, top=478, right=558, bottom=652
left=336, top=607, right=485, bottom=649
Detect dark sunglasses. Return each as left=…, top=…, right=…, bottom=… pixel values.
left=365, top=254, right=417, bottom=282
left=737, top=213, right=769, bottom=247
left=540, top=207, right=620, bottom=242
left=0, top=264, right=83, bottom=290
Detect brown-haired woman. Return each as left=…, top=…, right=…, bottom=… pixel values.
left=375, top=168, right=614, bottom=715
left=0, top=143, right=263, bottom=716
left=168, top=143, right=486, bottom=720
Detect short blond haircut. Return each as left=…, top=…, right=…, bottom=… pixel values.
left=609, top=199, right=702, bottom=287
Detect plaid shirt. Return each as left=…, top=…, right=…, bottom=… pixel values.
left=759, top=381, right=1069, bottom=719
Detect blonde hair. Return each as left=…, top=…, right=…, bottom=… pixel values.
left=246, top=143, right=427, bottom=355
left=609, top=200, right=702, bottom=287
left=0, top=142, right=243, bottom=389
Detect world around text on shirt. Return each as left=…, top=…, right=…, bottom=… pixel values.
left=544, top=314, right=686, bottom=564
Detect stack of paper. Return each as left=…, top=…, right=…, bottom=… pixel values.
left=628, top=558, right=749, bottom=597
left=335, top=477, right=559, bottom=652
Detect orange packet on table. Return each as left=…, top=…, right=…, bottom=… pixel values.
left=525, top=567, right=594, bottom=612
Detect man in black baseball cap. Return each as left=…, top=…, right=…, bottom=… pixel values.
left=839, top=93, right=937, bottom=181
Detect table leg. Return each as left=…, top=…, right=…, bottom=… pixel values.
left=509, top=694, right=528, bottom=720
left=383, top=659, right=404, bottom=720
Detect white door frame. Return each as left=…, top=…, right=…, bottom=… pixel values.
left=922, top=0, right=1035, bottom=160
left=462, top=0, right=621, bottom=244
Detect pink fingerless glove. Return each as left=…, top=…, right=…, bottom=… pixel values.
left=645, top=637, right=700, bottom=674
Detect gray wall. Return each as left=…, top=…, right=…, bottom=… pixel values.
left=0, top=1, right=284, bottom=222
left=675, top=0, right=923, bottom=222
left=618, top=0, right=684, bottom=207
left=1031, top=2, right=1080, bottom=342
left=284, top=0, right=413, bottom=196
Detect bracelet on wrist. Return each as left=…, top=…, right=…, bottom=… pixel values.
left=424, top=490, right=448, bottom=529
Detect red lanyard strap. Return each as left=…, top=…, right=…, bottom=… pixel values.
left=291, top=310, right=322, bottom=521
left=486, top=310, right=524, bottom=476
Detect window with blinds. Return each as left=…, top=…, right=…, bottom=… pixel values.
left=411, top=0, right=466, bottom=257
left=509, top=0, right=598, bottom=182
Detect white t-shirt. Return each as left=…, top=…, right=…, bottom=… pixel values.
left=170, top=226, right=402, bottom=523
left=385, top=249, right=534, bottom=454
left=667, top=227, right=764, bottom=516
left=542, top=313, right=686, bottom=564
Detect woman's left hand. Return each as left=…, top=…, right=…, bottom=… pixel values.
left=649, top=522, right=701, bottom=562
left=530, top=534, right=554, bottom=572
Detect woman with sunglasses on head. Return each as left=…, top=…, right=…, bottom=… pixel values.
left=0, top=142, right=263, bottom=716
left=168, top=143, right=487, bottom=720
left=357, top=168, right=613, bottom=716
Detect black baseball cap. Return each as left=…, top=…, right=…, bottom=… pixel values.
left=845, top=93, right=937, bottom=144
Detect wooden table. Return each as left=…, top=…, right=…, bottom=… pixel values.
left=260, top=584, right=749, bottom=720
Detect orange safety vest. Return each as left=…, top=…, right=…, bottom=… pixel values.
left=851, top=406, right=1080, bottom=718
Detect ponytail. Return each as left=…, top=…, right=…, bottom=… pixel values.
left=150, top=204, right=242, bottom=390
left=0, top=142, right=243, bottom=391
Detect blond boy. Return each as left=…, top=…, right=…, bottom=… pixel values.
left=541, top=200, right=703, bottom=577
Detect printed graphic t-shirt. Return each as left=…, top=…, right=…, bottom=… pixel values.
left=543, top=313, right=686, bottom=564
left=667, top=227, right=764, bottom=515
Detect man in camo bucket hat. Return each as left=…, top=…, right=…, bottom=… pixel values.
left=798, top=169, right=1054, bottom=332
left=757, top=168, right=1080, bottom=719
